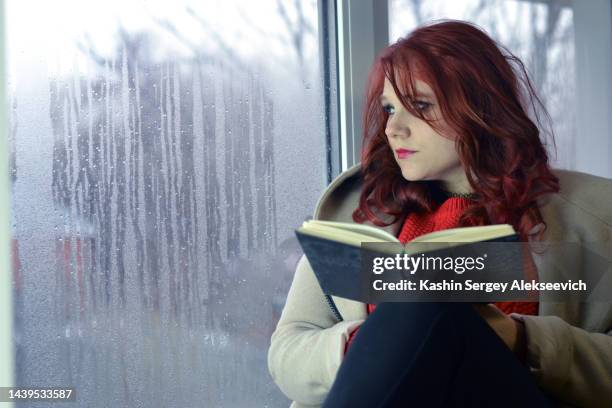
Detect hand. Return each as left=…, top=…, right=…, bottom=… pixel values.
left=472, top=303, right=526, bottom=358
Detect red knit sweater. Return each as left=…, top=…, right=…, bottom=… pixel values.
left=345, top=196, right=538, bottom=352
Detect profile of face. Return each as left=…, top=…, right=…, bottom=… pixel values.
left=382, top=77, right=470, bottom=193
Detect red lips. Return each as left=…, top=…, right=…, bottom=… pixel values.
left=396, top=148, right=417, bottom=159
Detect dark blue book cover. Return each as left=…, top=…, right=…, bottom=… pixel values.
left=295, top=228, right=520, bottom=303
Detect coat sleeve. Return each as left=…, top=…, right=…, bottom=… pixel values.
left=268, top=255, right=364, bottom=406
left=512, top=313, right=612, bottom=407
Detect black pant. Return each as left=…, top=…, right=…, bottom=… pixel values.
left=323, top=303, right=555, bottom=408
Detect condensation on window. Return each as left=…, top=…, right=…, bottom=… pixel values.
left=7, top=1, right=324, bottom=406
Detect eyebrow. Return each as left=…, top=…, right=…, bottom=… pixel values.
left=380, top=91, right=434, bottom=103
left=413, top=91, right=434, bottom=98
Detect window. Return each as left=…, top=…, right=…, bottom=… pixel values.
left=7, top=0, right=323, bottom=405
left=4, top=0, right=611, bottom=405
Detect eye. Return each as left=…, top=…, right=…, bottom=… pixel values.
left=412, top=100, right=432, bottom=112
left=382, top=104, right=395, bottom=114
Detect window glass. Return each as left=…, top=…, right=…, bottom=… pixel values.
left=7, top=0, right=323, bottom=405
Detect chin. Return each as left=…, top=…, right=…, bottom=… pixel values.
left=400, top=168, right=426, bottom=182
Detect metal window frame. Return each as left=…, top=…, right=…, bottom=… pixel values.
left=0, top=0, right=15, bottom=399
left=318, top=0, right=342, bottom=183
left=337, top=0, right=388, bottom=172
left=319, top=0, right=388, bottom=181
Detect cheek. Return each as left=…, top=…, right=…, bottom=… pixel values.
left=429, top=128, right=458, bottom=155
left=420, top=133, right=461, bottom=171
left=433, top=145, right=463, bottom=174
left=432, top=145, right=460, bottom=169
left=384, top=122, right=394, bottom=142
left=437, top=139, right=459, bottom=159
left=386, top=135, right=397, bottom=151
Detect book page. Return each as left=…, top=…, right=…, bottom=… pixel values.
left=410, top=224, right=515, bottom=243
left=302, top=220, right=400, bottom=242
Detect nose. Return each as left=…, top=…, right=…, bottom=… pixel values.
left=385, top=108, right=413, bottom=139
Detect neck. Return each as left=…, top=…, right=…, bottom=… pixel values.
left=439, top=174, right=473, bottom=196
left=441, top=190, right=479, bottom=200
left=438, top=178, right=474, bottom=197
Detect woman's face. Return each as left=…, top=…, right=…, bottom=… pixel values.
left=382, top=77, right=470, bottom=193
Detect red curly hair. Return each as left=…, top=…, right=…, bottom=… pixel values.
left=353, top=20, right=560, bottom=241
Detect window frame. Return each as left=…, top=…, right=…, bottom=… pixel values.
left=0, top=0, right=15, bottom=397
left=320, top=0, right=388, bottom=180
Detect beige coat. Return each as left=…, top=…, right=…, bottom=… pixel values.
left=268, top=164, right=612, bottom=408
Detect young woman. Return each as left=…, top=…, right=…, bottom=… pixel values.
left=268, top=20, right=612, bottom=408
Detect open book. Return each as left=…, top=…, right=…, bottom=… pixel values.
left=297, top=220, right=516, bottom=245
left=294, top=220, right=518, bottom=301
